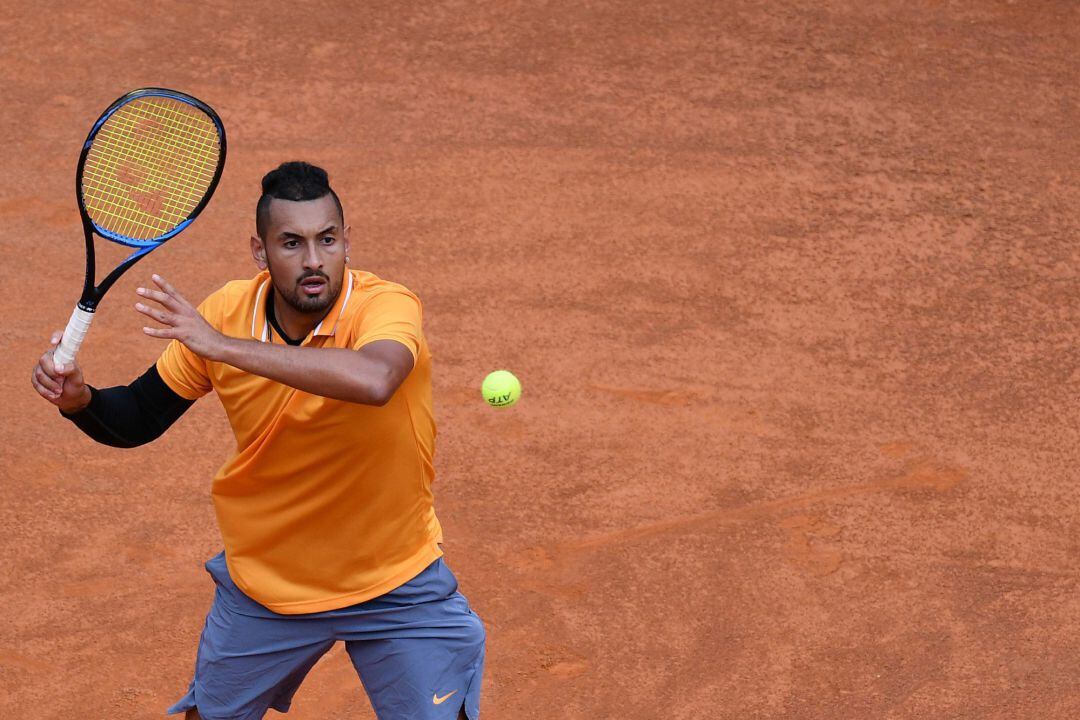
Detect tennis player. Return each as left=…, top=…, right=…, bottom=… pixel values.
left=31, top=162, right=485, bottom=720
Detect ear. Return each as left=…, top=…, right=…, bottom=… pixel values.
left=250, top=235, right=268, bottom=270
left=343, top=225, right=351, bottom=261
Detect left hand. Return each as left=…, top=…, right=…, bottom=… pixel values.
left=135, top=274, right=228, bottom=360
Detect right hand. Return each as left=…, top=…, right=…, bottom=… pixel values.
left=31, top=329, right=91, bottom=414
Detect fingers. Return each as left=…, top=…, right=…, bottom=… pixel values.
left=134, top=301, right=174, bottom=325
left=141, top=275, right=192, bottom=318
left=31, top=369, right=60, bottom=403
left=32, top=338, right=74, bottom=400
left=33, top=362, right=62, bottom=397
left=39, top=349, right=64, bottom=380
left=135, top=286, right=175, bottom=307
left=136, top=279, right=185, bottom=339
left=141, top=325, right=176, bottom=339
left=45, top=330, right=64, bottom=374
left=151, top=274, right=188, bottom=304
left=48, top=354, right=80, bottom=378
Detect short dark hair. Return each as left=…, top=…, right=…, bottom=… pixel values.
left=256, top=161, right=344, bottom=239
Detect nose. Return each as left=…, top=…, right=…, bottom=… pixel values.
left=302, top=240, right=322, bottom=270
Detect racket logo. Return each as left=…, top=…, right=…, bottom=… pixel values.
left=129, top=188, right=167, bottom=216
left=115, top=161, right=147, bottom=186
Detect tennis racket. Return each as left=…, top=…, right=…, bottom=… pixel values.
left=52, top=87, right=226, bottom=367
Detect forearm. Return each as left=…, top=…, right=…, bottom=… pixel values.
left=215, top=337, right=390, bottom=405
left=60, top=365, right=195, bottom=447
left=62, top=386, right=145, bottom=448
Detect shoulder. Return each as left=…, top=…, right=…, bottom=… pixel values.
left=337, top=271, right=426, bottom=355
left=196, top=272, right=272, bottom=327
left=346, top=270, right=422, bottom=315
left=205, top=273, right=270, bottom=305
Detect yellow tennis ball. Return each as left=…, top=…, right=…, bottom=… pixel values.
left=482, top=370, right=521, bottom=408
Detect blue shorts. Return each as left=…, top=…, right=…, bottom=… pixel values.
left=167, top=552, right=485, bottom=720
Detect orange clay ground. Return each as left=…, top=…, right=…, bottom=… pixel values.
left=2, top=1, right=1078, bottom=718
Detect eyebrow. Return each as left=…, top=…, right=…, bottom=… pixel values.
left=279, top=225, right=339, bottom=240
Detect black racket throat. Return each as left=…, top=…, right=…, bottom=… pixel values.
left=76, top=218, right=148, bottom=313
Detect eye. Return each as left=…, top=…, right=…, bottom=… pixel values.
left=284, top=239, right=299, bottom=249
left=321, top=236, right=335, bottom=245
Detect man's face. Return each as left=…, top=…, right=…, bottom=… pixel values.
left=251, top=194, right=350, bottom=315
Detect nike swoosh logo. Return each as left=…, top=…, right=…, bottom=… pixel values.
left=433, top=690, right=458, bottom=705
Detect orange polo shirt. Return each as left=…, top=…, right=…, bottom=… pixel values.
left=156, top=267, right=443, bottom=614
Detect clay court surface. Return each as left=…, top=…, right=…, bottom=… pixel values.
left=2, top=1, right=1079, bottom=718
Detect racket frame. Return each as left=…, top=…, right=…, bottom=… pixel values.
left=54, top=88, right=225, bottom=368
left=73, top=87, right=227, bottom=312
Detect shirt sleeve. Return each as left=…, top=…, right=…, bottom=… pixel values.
left=155, top=297, right=216, bottom=399
left=350, top=290, right=422, bottom=362
left=60, top=364, right=195, bottom=448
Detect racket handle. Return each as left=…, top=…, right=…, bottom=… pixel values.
left=53, top=305, right=95, bottom=367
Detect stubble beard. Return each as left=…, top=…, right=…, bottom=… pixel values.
left=267, top=261, right=342, bottom=315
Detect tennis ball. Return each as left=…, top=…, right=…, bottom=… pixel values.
left=482, top=370, right=521, bottom=408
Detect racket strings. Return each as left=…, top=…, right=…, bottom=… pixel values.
left=82, top=97, right=221, bottom=241
left=87, top=101, right=218, bottom=223
left=84, top=103, right=217, bottom=236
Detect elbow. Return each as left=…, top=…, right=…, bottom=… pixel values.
left=364, top=376, right=399, bottom=407
left=369, top=384, right=394, bottom=407
left=95, top=434, right=148, bottom=449
left=352, top=361, right=407, bottom=406
left=109, top=425, right=169, bottom=447
left=367, top=360, right=404, bottom=406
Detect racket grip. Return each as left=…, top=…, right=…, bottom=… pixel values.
left=53, top=305, right=95, bottom=367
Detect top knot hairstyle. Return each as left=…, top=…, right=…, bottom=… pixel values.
left=256, top=161, right=344, bottom=239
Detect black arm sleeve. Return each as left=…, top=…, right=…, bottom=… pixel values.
left=59, top=364, right=195, bottom=448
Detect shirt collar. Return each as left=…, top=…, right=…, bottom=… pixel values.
left=249, top=268, right=355, bottom=343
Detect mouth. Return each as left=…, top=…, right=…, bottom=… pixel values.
left=299, top=276, right=328, bottom=296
